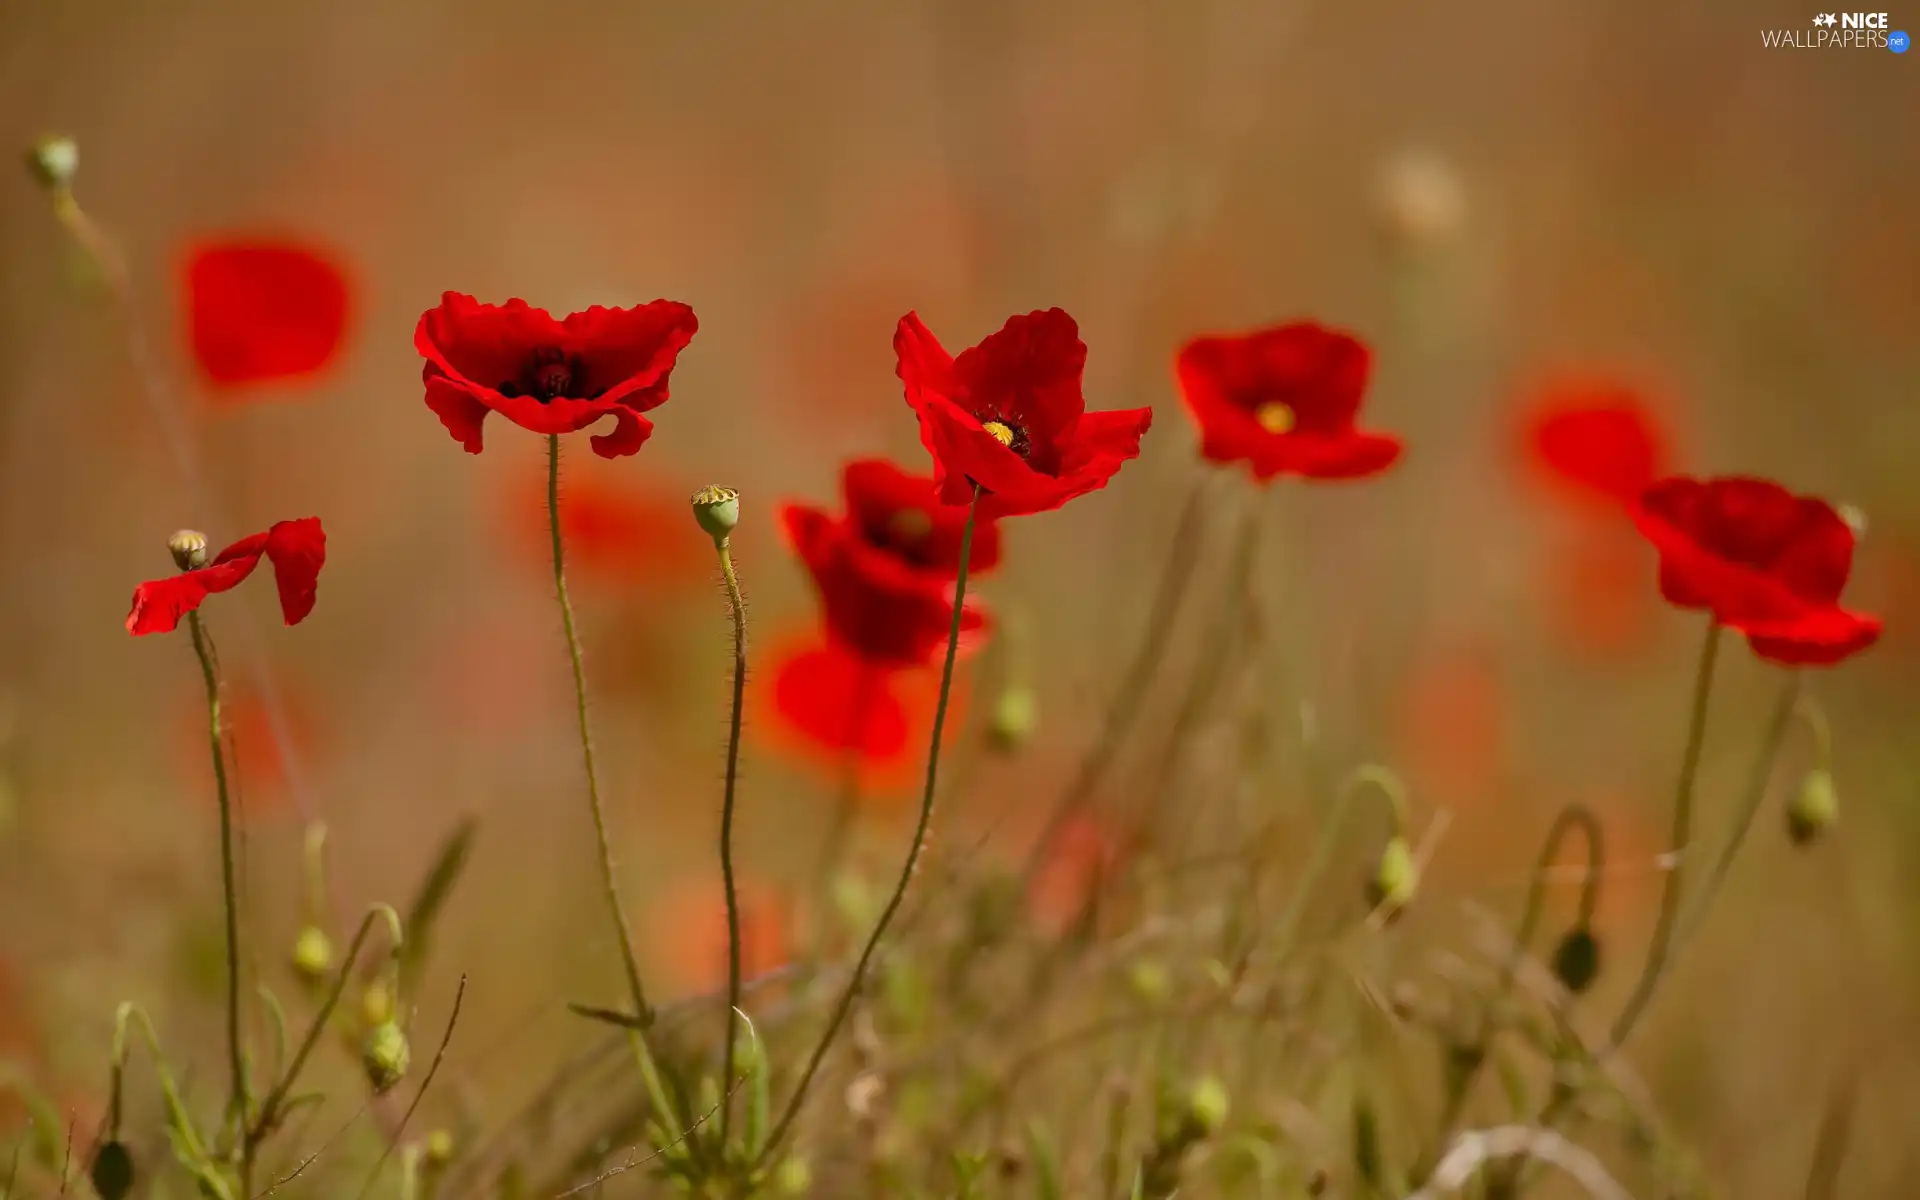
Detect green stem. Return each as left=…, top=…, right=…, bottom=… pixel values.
left=714, top=537, right=749, bottom=1147
left=186, top=612, right=249, bottom=1143
left=758, top=485, right=982, bottom=1166
left=544, top=436, right=679, bottom=1129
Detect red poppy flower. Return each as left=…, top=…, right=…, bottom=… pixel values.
left=415, top=292, right=698, bottom=459
left=1027, top=811, right=1123, bottom=935
left=501, top=462, right=705, bottom=587
left=1633, top=475, right=1881, bottom=666
left=1174, top=322, right=1402, bottom=481
left=1520, top=383, right=1670, bottom=508
left=757, top=635, right=968, bottom=796
left=780, top=464, right=996, bottom=669
left=894, top=309, right=1152, bottom=517
left=184, top=240, right=352, bottom=391
left=127, top=518, right=326, bottom=636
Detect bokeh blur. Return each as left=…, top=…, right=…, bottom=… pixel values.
left=1, top=1, right=1916, bottom=1195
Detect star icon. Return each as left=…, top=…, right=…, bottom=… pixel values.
left=1814, top=12, right=1837, bottom=25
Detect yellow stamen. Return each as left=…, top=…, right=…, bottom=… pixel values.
left=1254, top=402, right=1296, bottom=434
left=982, top=420, right=1016, bottom=447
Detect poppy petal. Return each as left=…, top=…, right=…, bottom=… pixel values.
left=262, top=518, right=326, bottom=626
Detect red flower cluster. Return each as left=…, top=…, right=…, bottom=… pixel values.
left=415, top=292, right=698, bottom=459
left=1175, top=321, right=1402, bottom=481
left=1633, top=475, right=1881, bottom=666
left=127, top=519, right=327, bottom=637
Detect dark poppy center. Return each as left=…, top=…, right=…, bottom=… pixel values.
left=498, top=348, right=601, bottom=402
left=981, top=418, right=1031, bottom=459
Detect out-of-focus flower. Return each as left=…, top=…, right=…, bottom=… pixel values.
left=1175, top=323, right=1402, bottom=482
left=1374, top=148, right=1467, bottom=250
left=1634, top=475, right=1882, bottom=666
left=126, top=519, right=326, bottom=636
left=500, top=460, right=705, bottom=588
left=415, top=292, right=698, bottom=458
left=649, top=875, right=791, bottom=997
left=1519, top=382, right=1672, bottom=510
left=184, top=239, right=352, bottom=392
left=175, top=682, right=315, bottom=819
left=1395, top=643, right=1504, bottom=807
left=895, top=309, right=1152, bottom=517
left=1026, top=811, right=1123, bottom=936
left=1541, top=526, right=1658, bottom=659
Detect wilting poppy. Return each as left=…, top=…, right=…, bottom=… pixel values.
left=501, top=461, right=706, bottom=587
left=649, top=875, right=791, bottom=997
left=127, top=518, right=326, bottom=636
left=1174, top=322, right=1402, bottom=482
left=184, top=239, right=352, bottom=391
left=1633, top=475, right=1881, bottom=666
left=415, top=292, right=698, bottom=459
left=894, top=309, right=1152, bottom=517
left=780, top=465, right=995, bottom=668
left=1520, top=383, right=1670, bottom=508
left=757, top=634, right=967, bottom=796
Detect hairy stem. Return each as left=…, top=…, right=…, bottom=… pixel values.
left=759, top=485, right=982, bottom=1165
left=186, top=612, right=248, bottom=1149
left=714, top=538, right=749, bottom=1146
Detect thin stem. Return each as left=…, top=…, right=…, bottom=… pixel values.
left=714, top=538, right=749, bottom=1146
left=186, top=612, right=248, bottom=1142
left=1022, top=473, right=1211, bottom=881
left=1605, top=620, right=1721, bottom=1049
left=544, top=436, right=679, bottom=1131
left=759, top=485, right=982, bottom=1166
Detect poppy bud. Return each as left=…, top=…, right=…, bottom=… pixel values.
left=1366, top=836, right=1419, bottom=918
left=25, top=135, right=77, bottom=190
left=986, top=684, right=1037, bottom=754
left=168, top=529, right=211, bottom=571
left=361, top=978, right=396, bottom=1027
left=90, top=1141, right=135, bottom=1200
left=1787, top=769, right=1838, bottom=846
left=290, top=925, right=333, bottom=985
left=424, top=1128, right=455, bottom=1168
left=362, top=1021, right=410, bottom=1094
left=773, top=1156, right=812, bottom=1194
left=1551, top=925, right=1602, bottom=994
left=690, top=485, right=740, bottom=544
left=1185, top=1075, right=1230, bottom=1138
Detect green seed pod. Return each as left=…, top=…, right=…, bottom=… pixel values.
left=361, top=978, right=396, bottom=1027
left=424, top=1128, right=455, bottom=1168
left=1787, top=769, right=1838, bottom=846
left=773, top=1156, right=812, bottom=1194
left=986, top=685, right=1038, bottom=754
left=690, top=485, right=741, bottom=543
left=290, top=925, right=333, bottom=985
left=168, top=529, right=210, bottom=571
left=1551, top=925, right=1602, bottom=994
left=1366, top=836, right=1419, bottom=917
left=362, top=1021, right=411, bottom=1094
left=1186, top=1075, right=1230, bottom=1137
left=90, top=1141, right=135, bottom=1200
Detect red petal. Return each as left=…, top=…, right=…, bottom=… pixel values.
left=185, top=240, right=351, bottom=390
left=415, top=293, right=567, bottom=391
left=952, top=309, right=1089, bottom=453
left=560, top=301, right=699, bottom=412
left=262, top=518, right=326, bottom=626
left=841, top=458, right=1002, bottom=574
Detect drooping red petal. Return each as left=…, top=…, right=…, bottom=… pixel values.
left=128, top=549, right=267, bottom=636
left=126, top=518, right=325, bottom=636
left=185, top=240, right=352, bottom=391
left=261, top=517, right=326, bottom=626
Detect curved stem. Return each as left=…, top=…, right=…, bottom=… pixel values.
left=1022, top=473, right=1211, bottom=881
left=759, top=485, right=981, bottom=1166
left=714, top=538, right=749, bottom=1146
left=186, top=613, right=248, bottom=1143
left=544, top=436, right=679, bottom=1131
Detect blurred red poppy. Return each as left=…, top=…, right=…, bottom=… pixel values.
left=502, top=461, right=705, bottom=587
left=1026, top=811, right=1123, bottom=935
left=1541, top=528, right=1657, bottom=658
left=1634, top=475, right=1881, bottom=666
left=127, top=518, right=326, bottom=636
left=1397, top=643, right=1505, bottom=806
left=650, top=876, right=791, bottom=997
left=175, top=682, right=314, bottom=818
left=1520, top=382, right=1670, bottom=508
left=184, top=240, right=352, bottom=391
left=415, top=292, right=698, bottom=458
left=895, top=309, right=1152, bottom=517
left=1175, top=322, right=1402, bottom=482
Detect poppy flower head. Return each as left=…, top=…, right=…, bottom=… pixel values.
left=840, top=459, right=1002, bottom=577
left=127, top=518, right=326, bottom=636
left=1521, top=383, right=1670, bottom=507
left=1175, top=322, right=1403, bottom=482
left=1633, top=475, right=1882, bottom=666
left=415, top=292, right=698, bottom=459
left=184, top=239, right=352, bottom=391
left=895, top=309, right=1153, bottom=517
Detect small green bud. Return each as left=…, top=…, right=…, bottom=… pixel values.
left=26, top=135, right=78, bottom=189
left=1128, top=960, right=1171, bottom=1004
left=168, top=529, right=210, bottom=571
left=690, top=485, right=740, bottom=543
left=1185, top=1075, right=1230, bottom=1137
left=90, top=1141, right=135, bottom=1200
left=1366, top=835, right=1419, bottom=917
left=1788, top=769, right=1838, bottom=846
left=362, top=1021, right=410, bottom=1094
left=773, top=1155, right=812, bottom=1193
left=986, top=685, right=1037, bottom=754
left=291, top=925, right=333, bottom=985
left=424, top=1128, right=455, bottom=1167
left=361, top=978, right=395, bottom=1027
left=1551, top=925, right=1602, bottom=994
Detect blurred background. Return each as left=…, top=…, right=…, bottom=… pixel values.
left=0, top=0, right=1915, bottom=1194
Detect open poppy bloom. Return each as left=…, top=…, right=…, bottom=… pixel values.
left=415, top=292, right=698, bottom=459
left=1174, top=322, right=1402, bottom=481
left=1520, top=382, right=1670, bottom=508
left=127, top=519, right=326, bottom=636
left=780, top=460, right=997, bottom=668
left=1633, top=475, right=1881, bottom=666
left=184, top=239, right=352, bottom=391
left=894, top=309, right=1152, bottom=517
